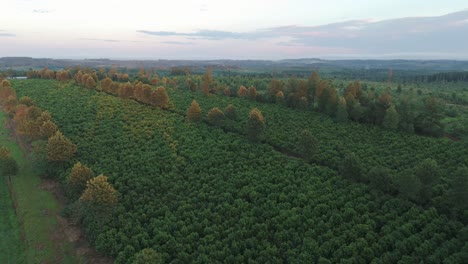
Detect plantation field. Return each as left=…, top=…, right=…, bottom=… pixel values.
left=11, top=79, right=468, bottom=263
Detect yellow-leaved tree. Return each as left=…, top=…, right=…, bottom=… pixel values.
left=68, top=162, right=94, bottom=193
left=151, top=86, right=169, bottom=109
left=39, top=120, right=58, bottom=138
left=47, top=131, right=77, bottom=162
left=186, top=100, right=202, bottom=122
left=247, top=108, right=265, bottom=142
left=80, top=174, right=118, bottom=208
left=207, top=107, right=224, bottom=126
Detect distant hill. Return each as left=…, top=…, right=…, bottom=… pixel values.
left=1, top=57, right=468, bottom=72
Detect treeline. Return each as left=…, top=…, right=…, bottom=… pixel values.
left=405, top=71, right=468, bottom=83
left=175, top=69, right=446, bottom=137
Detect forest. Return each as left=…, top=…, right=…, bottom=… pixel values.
left=0, top=65, right=467, bottom=263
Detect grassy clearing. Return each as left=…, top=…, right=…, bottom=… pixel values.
left=0, top=111, right=79, bottom=263
left=0, top=173, right=23, bottom=263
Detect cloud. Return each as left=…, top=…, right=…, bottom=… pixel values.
left=33, top=9, right=53, bottom=14
left=82, top=38, right=120, bottom=43
left=0, top=33, right=15, bottom=37
left=161, top=41, right=194, bottom=45
left=137, top=29, right=271, bottom=40
left=137, top=10, right=468, bottom=54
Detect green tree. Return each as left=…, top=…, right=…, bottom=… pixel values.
left=448, top=166, right=468, bottom=210
left=248, top=86, right=257, bottom=101
left=336, top=97, right=348, bottom=122
left=133, top=248, right=162, bottom=264
left=247, top=108, right=265, bottom=142
left=224, top=104, right=237, bottom=120
left=299, top=129, right=317, bottom=162
left=368, top=166, right=392, bottom=193
left=383, top=105, right=399, bottom=130
left=340, top=153, right=364, bottom=182
left=0, top=147, right=18, bottom=177
left=414, top=158, right=439, bottom=203
left=396, top=173, right=422, bottom=202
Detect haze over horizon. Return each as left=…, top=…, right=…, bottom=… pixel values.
left=1, top=0, right=468, bottom=60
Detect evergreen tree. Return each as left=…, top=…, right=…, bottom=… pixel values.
left=299, top=129, right=317, bottom=162
left=340, top=153, right=364, bottom=182
left=133, top=248, right=162, bottom=264
left=397, top=173, right=422, bottom=202
left=448, top=166, right=468, bottom=210
left=336, top=97, right=348, bottom=122
left=207, top=107, right=224, bottom=126
left=369, top=166, right=392, bottom=193
left=248, top=86, right=257, bottom=101
left=383, top=105, right=399, bottom=130
left=224, top=104, right=237, bottom=120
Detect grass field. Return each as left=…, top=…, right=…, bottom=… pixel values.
left=0, top=111, right=79, bottom=263
left=0, top=171, right=24, bottom=263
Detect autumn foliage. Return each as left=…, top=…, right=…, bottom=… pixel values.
left=68, top=162, right=94, bottom=193
left=247, top=108, right=265, bottom=142
left=47, top=131, right=77, bottom=162
left=187, top=100, right=202, bottom=122
left=80, top=174, right=118, bottom=208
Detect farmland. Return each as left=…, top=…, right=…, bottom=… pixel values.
left=6, top=77, right=467, bottom=263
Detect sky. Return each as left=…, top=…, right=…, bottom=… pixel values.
left=1, top=0, right=468, bottom=60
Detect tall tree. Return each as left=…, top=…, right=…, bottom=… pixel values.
left=248, top=86, right=257, bottom=101
left=0, top=146, right=18, bottom=177
left=382, top=105, right=399, bottom=130
left=368, top=166, right=393, bottom=193
left=118, top=82, right=134, bottom=99
left=414, top=158, right=439, bottom=203
left=224, top=104, right=237, bottom=120
left=186, top=100, right=202, bottom=122
left=85, top=76, right=97, bottom=89
left=151, top=87, right=169, bottom=109
left=47, top=131, right=77, bottom=162
left=101, top=77, right=113, bottom=93
left=39, top=120, right=58, bottom=139
left=207, top=107, right=224, bottom=126
left=397, top=173, right=422, bottom=202
left=237, top=85, right=248, bottom=98
left=448, top=166, right=468, bottom=210
left=68, top=162, right=94, bottom=193
left=299, top=129, right=317, bottom=162
left=340, top=153, right=364, bottom=182
left=247, top=108, right=265, bottom=142
left=336, top=97, right=348, bottom=122
left=133, top=248, right=162, bottom=264
left=80, top=174, right=118, bottom=208
left=201, top=67, right=213, bottom=96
